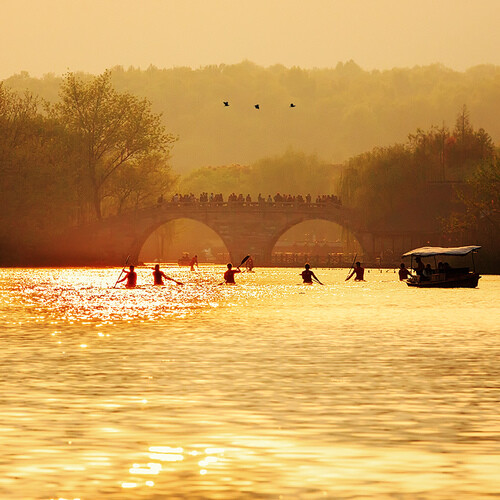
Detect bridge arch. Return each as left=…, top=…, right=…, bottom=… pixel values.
left=270, top=218, right=362, bottom=251
left=267, top=215, right=367, bottom=264
left=134, top=216, right=229, bottom=262
left=129, top=213, right=234, bottom=264
left=57, top=202, right=376, bottom=266
left=129, top=206, right=365, bottom=266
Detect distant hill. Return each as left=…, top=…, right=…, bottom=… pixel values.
left=4, top=61, right=500, bottom=173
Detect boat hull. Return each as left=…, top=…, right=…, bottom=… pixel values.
left=406, top=273, right=481, bottom=288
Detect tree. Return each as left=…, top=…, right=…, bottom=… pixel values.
left=179, top=150, right=341, bottom=198
left=445, top=106, right=495, bottom=178
left=0, top=84, right=82, bottom=263
left=54, top=71, right=177, bottom=219
left=453, top=159, right=500, bottom=234
left=107, top=153, right=178, bottom=214
left=440, top=158, right=499, bottom=272
left=408, top=124, right=450, bottom=182
left=338, top=109, right=497, bottom=237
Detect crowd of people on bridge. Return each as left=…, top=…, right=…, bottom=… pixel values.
left=160, top=192, right=342, bottom=207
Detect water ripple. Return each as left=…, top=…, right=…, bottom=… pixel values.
left=0, top=268, right=499, bottom=499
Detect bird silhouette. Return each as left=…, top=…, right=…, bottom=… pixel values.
left=290, top=103, right=296, bottom=107
left=223, top=101, right=229, bottom=106
left=254, top=104, right=260, bottom=109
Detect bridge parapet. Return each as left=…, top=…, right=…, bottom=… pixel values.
left=56, top=201, right=367, bottom=266
left=51, top=200, right=437, bottom=267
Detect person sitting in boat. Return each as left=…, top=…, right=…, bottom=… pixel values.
left=422, top=264, right=433, bottom=281
left=117, top=265, right=137, bottom=288
left=301, top=263, right=323, bottom=285
left=398, top=263, right=412, bottom=280
left=346, top=262, right=365, bottom=281
left=413, top=257, right=425, bottom=277
left=224, top=263, right=241, bottom=284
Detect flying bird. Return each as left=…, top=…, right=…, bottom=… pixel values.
left=223, top=101, right=229, bottom=106
left=290, top=103, right=296, bottom=108
left=254, top=104, right=260, bottom=109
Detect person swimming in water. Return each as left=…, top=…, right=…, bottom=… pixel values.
left=152, top=264, right=183, bottom=285
left=117, top=265, right=137, bottom=288
left=224, top=263, right=241, bottom=284
left=301, top=263, right=323, bottom=285
left=346, top=262, right=365, bottom=281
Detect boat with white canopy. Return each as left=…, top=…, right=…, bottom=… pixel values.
left=402, top=245, right=481, bottom=288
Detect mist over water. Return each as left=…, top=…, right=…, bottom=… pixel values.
left=1, top=267, right=499, bottom=499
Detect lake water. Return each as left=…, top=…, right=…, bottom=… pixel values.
left=0, top=266, right=499, bottom=499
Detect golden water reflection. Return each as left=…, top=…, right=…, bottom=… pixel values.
left=6, top=266, right=228, bottom=324
left=123, top=445, right=227, bottom=491
left=0, top=268, right=499, bottom=499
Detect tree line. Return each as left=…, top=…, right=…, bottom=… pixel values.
left=178, top=149, right=342, bottom=198
left=4, top=61, right=500, bottom=172
left=178, top=106, right=499, bottom=270
left=1, top=68, right=499, bottom=269
left=338, top=106, right=499, bottom=269
left=0, top=72, right=176, bottom=264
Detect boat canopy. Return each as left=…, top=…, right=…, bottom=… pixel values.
left=402, top=245, right=481, bottom=258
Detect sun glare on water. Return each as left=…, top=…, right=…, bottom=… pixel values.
left=0, top=267, right=499, bottom=499
left=7, top=267, right=232, bottom=324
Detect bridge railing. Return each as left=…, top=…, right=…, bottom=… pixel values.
left=90, top=199, right=348, bottom=228
left=153, top=200, right=343, bottom=210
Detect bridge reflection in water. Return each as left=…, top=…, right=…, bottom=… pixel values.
left=57, top=200, right=437, bottom=267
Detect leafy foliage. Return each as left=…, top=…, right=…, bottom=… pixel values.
left=442, top=160, right=500, bottom=244
left=339, top=108, right=498, bottom=268
left=54, top=71, right=177, bottom=218
left=0, top=84, right=79, bottom=262
left=0, top=75, right=177, bottom=264
left=179, top=150, right=340, bottom=197
left=2, top=64, right=500, bottom=267
left=4, top=62, right=500, bottom=171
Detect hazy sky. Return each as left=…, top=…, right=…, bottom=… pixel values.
left=1, top=0, right=500, bottom=79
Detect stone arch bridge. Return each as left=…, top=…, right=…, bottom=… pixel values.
left=57, top=201, right=429, bottom=266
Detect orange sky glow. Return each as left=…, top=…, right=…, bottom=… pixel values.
left=1, top=0, right=500, bottom=79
